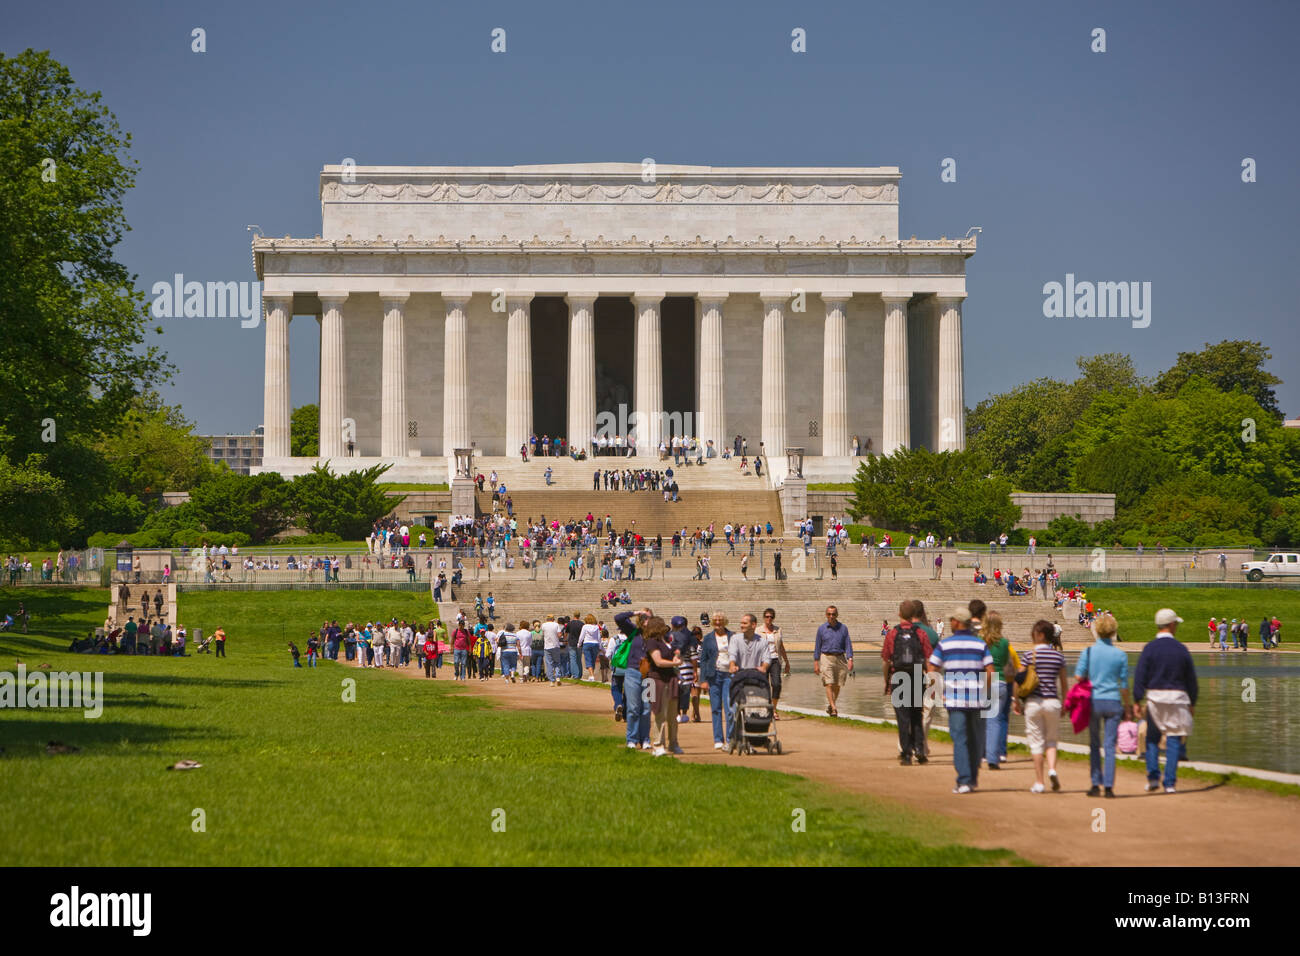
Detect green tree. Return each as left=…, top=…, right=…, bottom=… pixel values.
left=188, top=470, right=294, bottom=542
left=847, top=447, right=1020, bottom=541
left=96, top=391, right=216, bottom=496
left=291, top=404, right=319, bottom=457
left=966, top=353, right=1146, bottom=487
left=1123, top=473, right=1270, bottom=547
left=0, top=50, right=168, bottom=545
left=0, top=49, right=167, bottom=456
left=1072, top=437, right=1175, bottom=510
left=1155, top=340, right=1283, bottom=419
left=0, top=453, right=67, bottom=547
left=291, top=463, right=400, bottom=539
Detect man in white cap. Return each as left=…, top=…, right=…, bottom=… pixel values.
left=1133, top=608, right=1198, bottom=794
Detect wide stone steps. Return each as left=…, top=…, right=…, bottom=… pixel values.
left=469, top=455, right=773, bottom=491
left=474, top=489, right=783, bottom=535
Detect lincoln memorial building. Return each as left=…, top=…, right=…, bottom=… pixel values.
left=251, top=163, right=974, bottom=487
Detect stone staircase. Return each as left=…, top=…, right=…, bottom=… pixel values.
left=474, top=488, right=784, bottom=536
left=107, top=583, right=178, bottom=629
left=469, top=454, right=774, bottom=491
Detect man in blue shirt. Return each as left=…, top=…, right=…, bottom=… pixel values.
left=927, top=606, right=993, bottom=793
left=813, top=606, right=853, bottom=717
left=1134, top=609, right=1197, bottom=794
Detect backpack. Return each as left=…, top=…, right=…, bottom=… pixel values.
left=890, top=623, right=924, bottom=671
left=611, top=637, right=631, bottom=670
left=531, top=634, right=543, bottom=652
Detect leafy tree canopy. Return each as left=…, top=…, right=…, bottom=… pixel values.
left=1155, top=339, right=1283, bottom=419
left=847, top=447, right=1020, bottom=541
left=290, top=404, right=319, bottom=458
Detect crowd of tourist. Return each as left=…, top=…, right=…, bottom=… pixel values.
left=326, top=592, right=1207, bottom=795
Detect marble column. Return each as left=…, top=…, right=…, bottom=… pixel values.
left=262, top=294, right=292, bottom=460
left=318, top=292, right=349, bottom=459
left=505, top=293, right=534, bottom=456
left=380, top=293, right=410, bottom=458
left=821, top=293, right=851, bottom=457
left=759, top=294, right=787, bottom=469
left=566, top=293, right=597, bottom=450
left=936, top=293, right=967, bottom=452
left=697, top=294, right=727, bottom=454
left=881, top=294, right=911, bottom=456
left=632, top=292, right=665, bottom=457
left=442, top=292, right=472, bottom=455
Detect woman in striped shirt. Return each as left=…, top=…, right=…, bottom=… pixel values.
left=500, top=625, right=520, bottom=682
left=1012, top=619, right=1070, bottom=793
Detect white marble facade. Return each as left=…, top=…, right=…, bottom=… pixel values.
left=253, top=164, right=973, bottom=485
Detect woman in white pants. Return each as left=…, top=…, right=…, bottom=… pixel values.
left=517, top=623, right=532, bottom=680
left=372, top=631, right=386, bottom=668
left=1012, top=619, right=1070, bottom=793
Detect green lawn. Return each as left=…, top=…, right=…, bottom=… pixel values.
left=0, top=586, right=1018, bottom=866
left=1069, top=586, right=1300, bottom=645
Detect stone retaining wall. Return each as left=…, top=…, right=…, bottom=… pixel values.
left=1010, top=492, right=1115, bottom=528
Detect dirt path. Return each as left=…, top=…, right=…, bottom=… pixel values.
left=399, top=666, right=1298, bottom=866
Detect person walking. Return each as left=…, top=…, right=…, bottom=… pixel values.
left=565, top=611, right=584, bottom=679
left=882, top=599, right=933, bottom=765
left=1011, top=619, right=1069, bottom=792
left=1134, top=609, right=1198, bottom=794
left=758, top=608, right=789, bottom=718
left=500, top=624, right=520, bottom=682
left=615, top=608, right=653, bottom=750
left=642, top=616, right=682, bottom=756
left=541, top=614, right=565, bottom=685
left=927, top=606, right=993, bottom=794
left=813, top=605, right=853, bottom=717
left=423, top=632, right=439, bottom=678
left=911, top=602, right=941, bottom=758
left=580, top=613, right=602, bottom=680
left=1075, top=613, right=1132, bottom=798
left=698, top=612, right=734, bottom=749
left=452, top=622, right=471, bottom=679
left=981, top=611, right=1019, bottom=771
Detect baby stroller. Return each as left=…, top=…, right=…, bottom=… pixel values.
left=194, top=633, right=214, bottom=654
left=727, top=668, right=782, bottom=756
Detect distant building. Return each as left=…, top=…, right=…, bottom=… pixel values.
left=202, top=427, right=264, bottom=475
left=1285, top=419, right=1300, bottom=429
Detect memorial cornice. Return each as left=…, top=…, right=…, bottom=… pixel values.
left=253, top=234, right=974, bottom=280
left=255, top=234, right=975, bottom=255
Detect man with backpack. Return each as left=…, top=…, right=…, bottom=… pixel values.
left=882, top=600, right=933, bottom=765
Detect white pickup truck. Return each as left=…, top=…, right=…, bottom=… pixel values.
left=1242, top=553, right=1300, bottom=581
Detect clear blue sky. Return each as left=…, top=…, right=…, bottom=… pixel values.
left=8, top=0, right=1298, bottom=432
